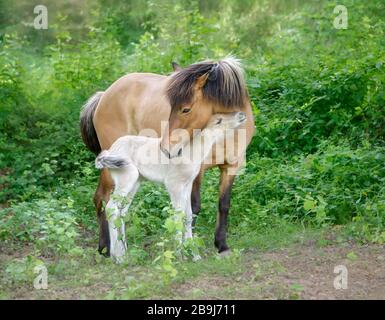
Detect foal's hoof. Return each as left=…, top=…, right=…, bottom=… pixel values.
left=192, top=254, right=202, bottom=262
left=112, top=255, right=125, bottom=264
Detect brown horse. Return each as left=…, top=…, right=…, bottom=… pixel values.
left=80, top=57, right=255, bottom=256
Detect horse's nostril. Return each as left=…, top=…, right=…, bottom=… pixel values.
left=177, top=148, right=182, bottom=157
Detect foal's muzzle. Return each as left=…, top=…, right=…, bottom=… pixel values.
left=160, top=145, right=171, bottom=159
left=160, top=145, right=182, bottom=159
left=237, top=112, right=247, bottom=123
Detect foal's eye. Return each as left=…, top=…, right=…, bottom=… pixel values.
left=216, top=118, right=222, bottom=125
left=181, top=108, right=191, bottom=114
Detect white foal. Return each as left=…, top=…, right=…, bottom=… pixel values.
left=95, top=111, right=246, bottom=261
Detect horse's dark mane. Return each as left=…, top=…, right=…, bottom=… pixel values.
left=166, top=57, right=248, bottom=110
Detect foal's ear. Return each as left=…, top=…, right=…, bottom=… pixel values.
left=195, top=72, right=209, bottom=89
left=171, top=61, right=182, bottom=72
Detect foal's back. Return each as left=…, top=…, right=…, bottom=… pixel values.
left=109, top=135, right=170, bottom=183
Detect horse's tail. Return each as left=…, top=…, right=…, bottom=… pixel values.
left=80, top=91, right=104, bottom=154
left=95, top=150, right=130, bottom=170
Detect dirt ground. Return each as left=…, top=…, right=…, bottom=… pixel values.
left=173, top=242, right=385, bottom=299
left=1, top=238, right=384, bottom=300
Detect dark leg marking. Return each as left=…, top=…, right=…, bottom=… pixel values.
left=94, top=169, right=113, bottom=256
left=191, top=170, right=203, bottom=227
left=214, top=168, right=235, bottom=253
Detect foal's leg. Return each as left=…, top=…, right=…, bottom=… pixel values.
left=214, top=165, right=237, bottom=253
left=184, top=182, right=202, bottom=261
left=166, top=182, right=190, bottom=246
left=106, top=165, right=139, bottom=262
left=94, top=169, right=114, bottom=256
left=183, top=183, right=194, bottom=241
left=123, top=181, right=141, bottom=216
left=168, top=181, right=201, bottom=260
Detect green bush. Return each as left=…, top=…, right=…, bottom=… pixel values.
left=231, top=142, right=385, bottom=228
left=0, top=197, right=82, bottom=255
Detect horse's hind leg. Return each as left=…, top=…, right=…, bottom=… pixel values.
left=94, top=168, right=114, bottom=256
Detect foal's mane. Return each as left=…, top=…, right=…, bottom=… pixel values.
left=166, top=56, right=248, bottom=110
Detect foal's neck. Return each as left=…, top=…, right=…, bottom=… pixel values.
left=187, top=127, right=223, bottom=163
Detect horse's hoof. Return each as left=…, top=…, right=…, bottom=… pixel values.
left=219, top=249, right=231, bottom=257
left=214, top=238, right=229, bottom=253
left=98, top=246, right=110, bottom=257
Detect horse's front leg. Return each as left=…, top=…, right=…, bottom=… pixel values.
left=191, top=169, right=203, bottom=227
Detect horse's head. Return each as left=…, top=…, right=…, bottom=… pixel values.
left=160, top=57, right=247, bottom=159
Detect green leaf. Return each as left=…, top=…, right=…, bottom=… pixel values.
left=347, top=251, right=358, bottom=261
left=304, top=197, right=316, bottom=211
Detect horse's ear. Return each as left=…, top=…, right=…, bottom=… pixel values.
left=171, top=61, right=182, bottom=72
left=195, top=72, right=209, bottom=89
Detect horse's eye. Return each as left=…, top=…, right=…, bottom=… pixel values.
left=216, top=118, right=222, bottom=125
left=181, top=108, right=191, bottom=114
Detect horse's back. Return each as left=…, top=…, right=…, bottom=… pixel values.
left=93, top=73, right=171, bottom=150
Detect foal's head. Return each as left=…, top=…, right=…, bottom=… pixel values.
left=206, top=112, right=247, bottom=131
left=160, top=56, right=248, bottom=158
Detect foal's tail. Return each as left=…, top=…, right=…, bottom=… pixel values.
left=80, top=91, right=104, bottom=154
left=95, top=151, right=130, bottom=170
